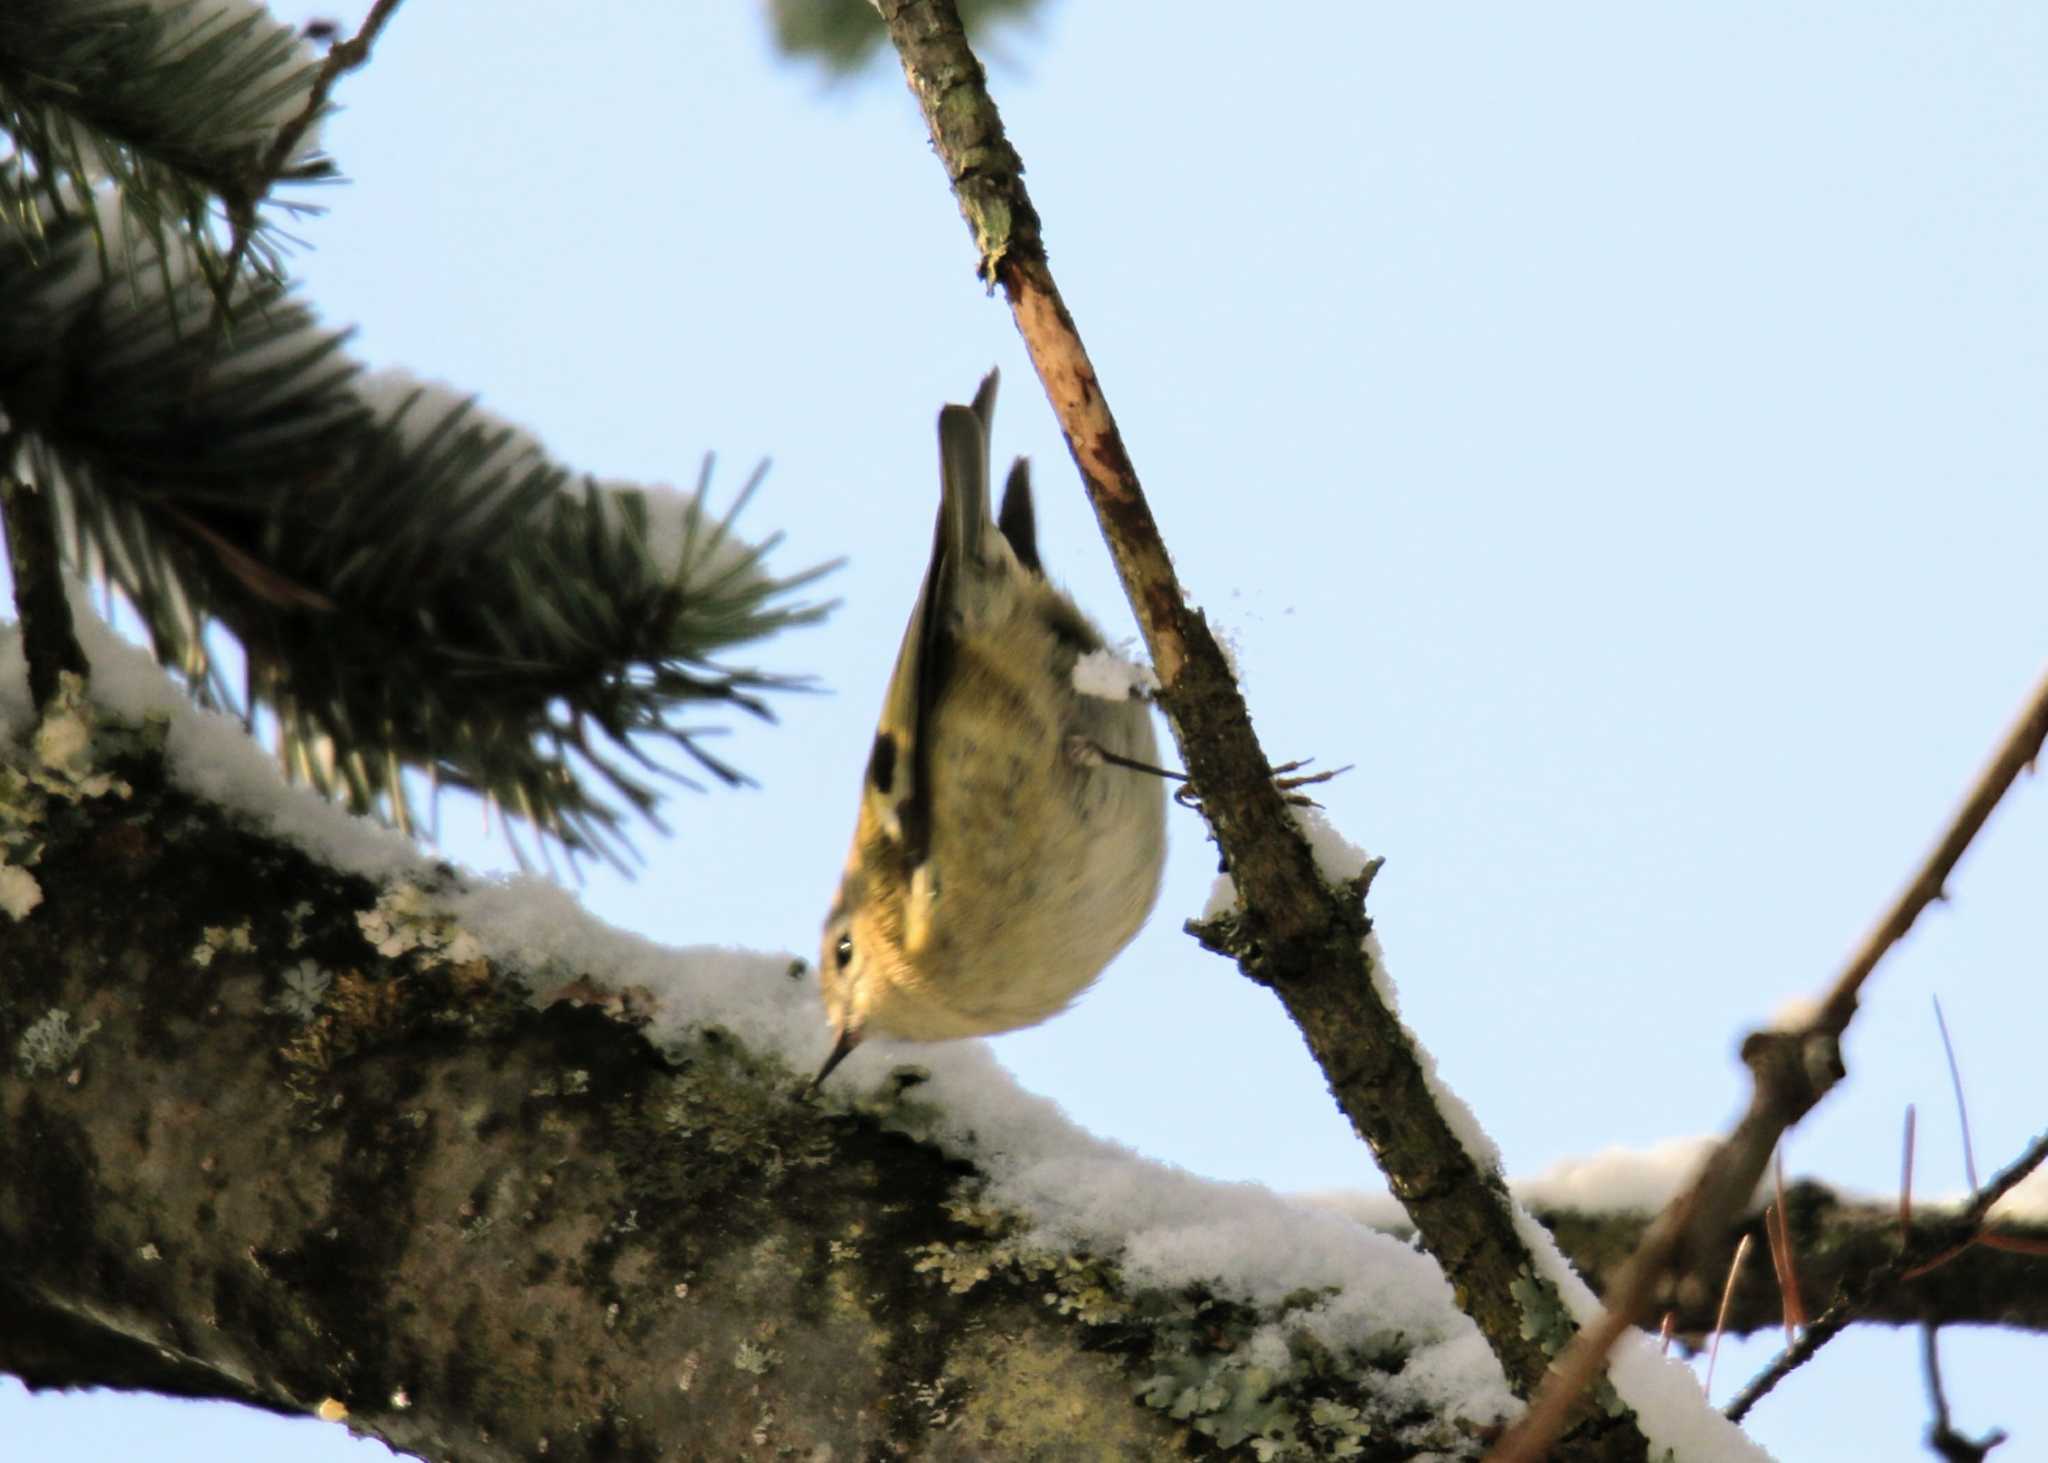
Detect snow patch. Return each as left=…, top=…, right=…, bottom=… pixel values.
left=1072, top=646, right=1158, bottom=702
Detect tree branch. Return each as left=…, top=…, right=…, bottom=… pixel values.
left=1494, top=667, right=2048, bottom=1461
left=0, top=468, right=86, bottom=712
left=1529, top=1179, right=2048, bottom=1345
left=1817, top=668, right=2048, bottom=1033
left=1721, top=1131, right=2048, bottom=1423
left=213, top=0, right=411, bottom=305
left=870, top=2, right=1639, bottom=1448
left=0, top=691, right=1496, bottom=1462
left=1920, top=1323, right=2009, bottom=1461
left=7, top=669, right=2039, bottom=1458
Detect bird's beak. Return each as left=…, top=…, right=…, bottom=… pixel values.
left=804, top=1025, right=861, bottom=1097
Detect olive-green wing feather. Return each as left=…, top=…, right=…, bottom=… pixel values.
left=862, top=370, right=1001, bottom=874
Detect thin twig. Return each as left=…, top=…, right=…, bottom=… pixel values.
left=1817, top=666, right=2048, bottom=1034
left=1903, top=1129, right=2048, bottom=1280
left=1922, top=1323, right=2008, bottom=1461
left=1496, top=667, right=2048, bottom=1461
left=1957, top=1130, right=2048, bottom=1228
left=212, top=0, right=410, bottom=312
left=1725, top=1129, right=2048, bottom=1422
left=1721, top=1285, right=1857, bottom=1423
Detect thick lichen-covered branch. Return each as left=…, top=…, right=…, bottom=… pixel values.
left=0, top=706, right=1482, bottom=1462
left=7, top=691, right=2039, bottom=1458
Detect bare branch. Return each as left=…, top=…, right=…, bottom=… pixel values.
left=212, top=0, right=411, bottom=306
left=0, top=725, right=1469, bottom=1460
left=1922, top=1324, right=2007, bottom=1462
left=1818, top=666, right=2048, bottom=1033
left=1531, top=1181, right=2048, bottom=1343
left=1495, top=667, right=2048, bottom=1460
left=1723, top=1131, right=2048, bottom=1423
left=870, top=1, right=1634, bottom=1443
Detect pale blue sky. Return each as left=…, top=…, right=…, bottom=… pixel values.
left=8, top=3, right=2046, bottom=1457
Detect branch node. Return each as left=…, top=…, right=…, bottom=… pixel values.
left=1736, top=1027, right=1846, bottom=1126
left=1348, top=856, right=1385, bottom=908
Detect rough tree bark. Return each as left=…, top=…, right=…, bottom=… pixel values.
left=0, top=698, right=1472, bottom=1460
left=1, top=686, right=2042, bottom=1461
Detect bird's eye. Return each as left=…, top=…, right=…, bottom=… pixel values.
left=835, top=934, right=854, bottom=969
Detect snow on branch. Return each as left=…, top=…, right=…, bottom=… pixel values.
left=0, top=614, right=1796, bottom=1459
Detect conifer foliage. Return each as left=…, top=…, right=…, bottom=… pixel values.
left=0, top=1, right=831, bottom=865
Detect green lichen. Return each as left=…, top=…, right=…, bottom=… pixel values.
left=189, top=920, right=255, bottom=968
left=1138, top=1355, right=1299, bottom=1455
left=1307, top=1398, right=1375, bottom=1459
left=284, top=900, right=318, bottom=949
left=907, top=1193, right=1130, bottom=1323
left=0, top=688, right=157, bottom=919
left=653, top=1033, right=833, bottom=1184
left=1512, top=1270, right=1628, bottom=1419
left=16, top=1007, right=101, bottom=1075
left=356, top=882, right=484, bottom=968
left=1039, top=1254, right=1126, bottom=1325
left=911, top=1238, right=999, bottom=1296
left=896, top=1179, right=1446, bottom=1458
left=0, top=762, right=48, bottom=873
left=270, top=960, right=333, bottom=1021
left=1130, top=1332, right=1398, bottom=1461
left=529, top=1069, right=591, bottom=1098
left=1511, top=1268, right=1578, bottom=1357
left=30, top=673, right=141, bottom=802
left=732, top=1339, right=779, bottom=1375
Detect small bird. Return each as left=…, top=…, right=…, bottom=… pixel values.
left=813, top=370, right=1167, bottom=1087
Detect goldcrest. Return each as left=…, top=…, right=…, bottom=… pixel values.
left=813, top=370, right=1167, bottom=1086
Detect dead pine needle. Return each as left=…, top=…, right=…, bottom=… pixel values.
left=1933, top=995, right=1980, bottom=1192
left=1764, top=1150, right=1805, bottom=1340
left=1902, top=1104, right=1918, bottom=1235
